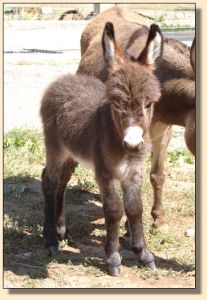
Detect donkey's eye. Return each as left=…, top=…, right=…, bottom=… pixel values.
left=145, top=102, right=152, bottom=109
left=121, top=112, right=129, bottom=119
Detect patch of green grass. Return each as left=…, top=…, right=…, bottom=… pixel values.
left=4, top=214, right=17, bottom=230
left=147, top=228, right=181, bottom=249
left=146, top=148, right=194, bottom=167
left=4, top=128, right=45, bottom=178
left=4, top=128, right=42, bottom=152
left=70, top=178, right=96, bottom=193
left=167, top=149, right=195, bottom=165
left=72, top=165, right=98, bottom=193
left=82, top=257, right=105, bottom=276
left=74, top=164, right=92, bottom=177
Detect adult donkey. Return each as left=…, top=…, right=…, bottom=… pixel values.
left=77, top=6, right=195, bottom=232
left=41, top=22, right=163, bottom=276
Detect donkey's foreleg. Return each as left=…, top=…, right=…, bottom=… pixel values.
left=122, top=177, right=155, bottom=269
left=98, top=178, right=124, bottom=276
left=150, top=124, right=173, bottom=232
left=56, top=159, right=77, bottom=241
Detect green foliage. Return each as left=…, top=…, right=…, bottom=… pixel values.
left=70, top=178, right=96, bottom=193
left=167, top=149, right=194, bottom=165
left=146, top=148, right=194, bottom=167
left=4, top=128, right=42, bottom=153
left=4, top=128, right=45, bottom=178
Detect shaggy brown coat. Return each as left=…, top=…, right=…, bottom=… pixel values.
left=40, top=22, right=163, bottom=276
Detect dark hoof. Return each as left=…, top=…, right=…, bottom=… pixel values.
left=137, top=260, right=157, bottom=270
left=108, top=265, right=121, bottom=277
left=47, top=246, right=59, bottom=256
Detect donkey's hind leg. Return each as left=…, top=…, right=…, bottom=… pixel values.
left=56, top=158, right=77, bottom=241
left=150, top=124, right=173, bottom=232
left=42, top=162, right=62, bottom=255
left=42, top=157, right=76, bottom=255
left=42, top=156, right=76, bottom=256
left=41, top=128, right=77, bottom=255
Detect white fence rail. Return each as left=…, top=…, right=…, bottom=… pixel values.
left=4, top=21, right=195, bottom=53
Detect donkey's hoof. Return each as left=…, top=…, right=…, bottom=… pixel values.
left=145, top=261, right=157, bottom=270
left=108, top=265, right=121, bottom=277
left=57, top=225, right=66, bottom=241
left=47, top=246, right=59, bottom=256
left=137, top=260, right=157, bottom=270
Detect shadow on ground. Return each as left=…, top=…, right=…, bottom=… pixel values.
left=3, top=175, right=194, bottom=282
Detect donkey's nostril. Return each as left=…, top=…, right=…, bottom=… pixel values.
left=123, top=140, right=144, bottom=152
left=123, top=140, right=129, bottom=149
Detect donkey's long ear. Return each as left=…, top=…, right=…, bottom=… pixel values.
left=190, top=37, right=195, bottom=73
left=138, top=24, right=163, bottom=65
left=102, top=22, right=116, bottom=62
left=102, top=22, right=123, bottom=65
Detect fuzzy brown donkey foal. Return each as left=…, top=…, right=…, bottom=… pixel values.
left=40, top=22, right=163, bottom=276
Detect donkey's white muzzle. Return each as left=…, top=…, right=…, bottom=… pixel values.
left=123, top=126, right=144, bottom=150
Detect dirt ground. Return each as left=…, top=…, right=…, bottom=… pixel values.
left=3, top=163, right=195, bottom=289
left=3, top=127, right=195, bottom=288
left=4, top=61, right=78, bottom=133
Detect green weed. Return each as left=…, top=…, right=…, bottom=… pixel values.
left=4, top=128, right=43, bottom=153
left=4, top=128, right=45, bottom=178
left=70, top=178, right=96, bottom=193
left=167, top=149, right=194, bottom=165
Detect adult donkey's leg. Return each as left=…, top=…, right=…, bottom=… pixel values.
left=97, top=176, right=124, bottom=276
left=150, top=123, right=173, bottom=232
left=184, top=108, right=195, bottom=156
left=121, top=166, right=155, bottom=269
